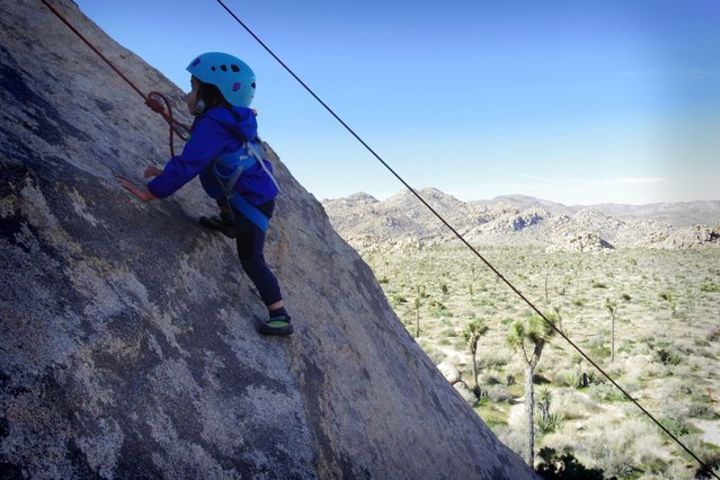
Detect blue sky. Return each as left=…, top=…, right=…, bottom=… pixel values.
left=74, top=0, right=719, bottom=205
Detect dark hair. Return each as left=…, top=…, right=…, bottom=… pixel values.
left=197, top=79, right=230, bottom=109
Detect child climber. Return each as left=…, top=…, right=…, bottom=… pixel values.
left=116, top=52, right=292, bottom=336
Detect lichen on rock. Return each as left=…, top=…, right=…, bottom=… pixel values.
left=0, top=1, right=537, bottom=479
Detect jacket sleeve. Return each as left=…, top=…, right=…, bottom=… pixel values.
left=147, top=117, right=227, bottom=198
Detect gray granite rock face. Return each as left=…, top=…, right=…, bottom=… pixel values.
left=0, top=1, right=537, bottom=479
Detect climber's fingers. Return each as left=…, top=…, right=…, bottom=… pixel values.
left=114, top=174, right=157, bottom=202
left=143, top=165, right=162, bottom=178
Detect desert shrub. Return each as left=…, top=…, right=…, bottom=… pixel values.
left=655, top=348, right=682, bottom=366
left=591, top=279, right=608, bottom=289
left=556, top=392, right=596, bottom=420
left=494, top=425, right=525, bottom=459
left=617, top=340, right=635, bottom=355
left=588, top=344, right=611, bottom=361
left=639, top=457, right=668, bottom=476
left=484, top=384, right=511, bottom=403
left=680, top=435, right=720, bottom=479
left=428, top=299, right=447, bottom=310
left=687, top=402, right=719, bottom=420
left=657, top=415, right=691, bottom=437
left=700, top=280, right=720, bottom=293
left=581, top=417, right=662, bottom=479
left=536, top=447, right=611, bottom=480
left=379, top=276, right=389, bottom=284
left=391, top=294, right=407, bottom=304
left=480, top=373, right=502, bottom=385
left=706, top=327, right=720, bottom=343
left=537, top=412, right=563, bottom=434
left=440, top=327, right=457, bottom=338
left=553, top=370, right=577, bottom=388
left=659, top=291, right=674, bottom=302
left=588, top=383, right=628, bottom=403
left=478, top=354, right=509, bottom=369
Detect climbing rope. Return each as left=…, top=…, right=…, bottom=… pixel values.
left=40, top=0, right=190, bottom=157
left=214, top=1, right=719, bottom=477
left=145, top=91, right=190, bottom=157
left=38, top=0, right=718, bottom=476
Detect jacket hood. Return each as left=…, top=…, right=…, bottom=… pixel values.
left=203, top=105, right=258, bottom=142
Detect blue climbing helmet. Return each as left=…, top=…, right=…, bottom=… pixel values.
left=187, top=52, right=256, bottom=108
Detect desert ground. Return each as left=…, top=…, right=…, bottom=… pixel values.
left=361, top=244, right=720, bottom=479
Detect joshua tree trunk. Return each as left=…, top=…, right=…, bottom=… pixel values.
left=471, top=345, right=479, bottom=393
left=507, top=315, right=553, bottom=470
left=611, top=313, right=615, bottom=363
left=415, top=307, right=420, bottom=338
left=606, top=299, right=617, bottom=364
left=524, top=363, right=535, bottom=467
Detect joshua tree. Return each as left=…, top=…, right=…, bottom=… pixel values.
left=462, top=319, right=488, bottom=394
left=605, top=298, right=617, bottom=363
left=507, top=314, right=556, bottom=467
left=536, top=387, right=558, bottom=434
left=414, top=296, right=421, bottom=338
left=552, top=305, right=563, bottom=334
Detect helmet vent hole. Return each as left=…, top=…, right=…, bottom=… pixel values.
left=211, top=66, right=216, bottom=71
left=251, top=82, right=256, bottom=89
left=231, top=64, right=240, bottom=72
left=220, top=65, right=227, bottom=72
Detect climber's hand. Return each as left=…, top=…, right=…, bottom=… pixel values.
left=114, top=174, right=157, bottom=202
left=144, top=165, right=163, bottom=178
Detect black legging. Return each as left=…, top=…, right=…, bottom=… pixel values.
left=233, top=200, right=282, bottom=306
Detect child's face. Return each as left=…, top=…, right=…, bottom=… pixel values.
left=187, top=77, right=200, bottom=115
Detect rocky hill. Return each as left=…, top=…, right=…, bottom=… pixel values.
left=322, top=189, right=720, bottom=252
left=0, top=1, right=536, bottom=479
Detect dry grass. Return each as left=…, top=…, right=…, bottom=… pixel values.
left=363, top=245, right=720, bottom=478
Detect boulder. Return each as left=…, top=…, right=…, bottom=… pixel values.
left=454, top=381, right=479, bottom=405
left=437, top=361, right=461, bottom=385
left=0, top=1, right=536, bottom=479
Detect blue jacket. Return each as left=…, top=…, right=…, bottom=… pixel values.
left=147, top=106, right=278, bottom=206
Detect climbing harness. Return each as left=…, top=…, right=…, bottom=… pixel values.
left=39, top=0, right=718, bottom=476
left=213, top=1, right=719, bottom=477
left=212, top=141, right=279, bottom=232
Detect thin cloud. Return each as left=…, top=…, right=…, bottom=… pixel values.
left=619, top=68, right=715, bottom=80
left=518, top=175, right=666, bottom=186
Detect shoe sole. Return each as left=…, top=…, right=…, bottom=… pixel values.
left=256, top=316, right=294, bottom=336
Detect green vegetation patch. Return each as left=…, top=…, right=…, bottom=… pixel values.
left=588, top=383, right=628, bottom=403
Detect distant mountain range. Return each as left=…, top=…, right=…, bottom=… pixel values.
left=321, top=189, right=720, bottom=251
